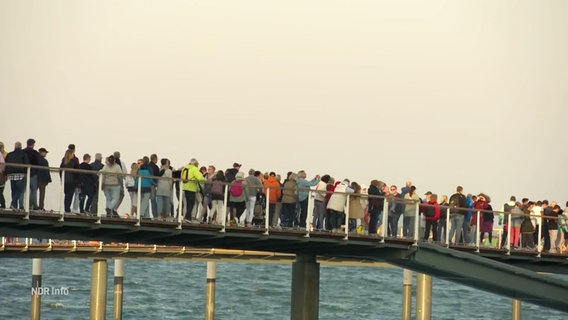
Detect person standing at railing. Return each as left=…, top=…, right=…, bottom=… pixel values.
left=437, top=195, right=448, bottom=242
left=181, top=158, right=206, bottom=223
left=402, top=186, right=420, bottom=238
left=244, top=169, right=263, bottom=227
left=23, top=138, right=40, bottom=210
left=0, top=143, right=6, bottom=209
left=510, top=202, right=524, bottom=249
left=327, top=179, right=354, bottom=233
left=531, top=201, right=543, bottom=249
left=5, top=142, right=30, bottom=207
left=125, top=162, right=138, bottom=216
left=521, top=201, right=536, bottom=249
left=500, top=196, right=516, bottom=249
left=388, top=185, right=404, bottom=237
left=135, top=157, right=157, bottom=219
left=348, top=182, right=365, bottom=232
left=367, top=180, right=385, bottom=236
left=280, top=173, right=298, bottom=228
left=101, top=155, right=123, bottom=217
left=422, top=193, right=440, bottom=242
left=156, top=159, right=173, bottom=221
left=209, top=170, right=226, bottom=224
left=112, top=151, right=128, bottom=213
left=545, top=205, right=562, bottom=253
left=60, top=149, right=79, bottom=213
left=228, top=171, right=248, bottom=226
left=36, top=148, right=51, bottom=211
left=89, top=153, right=104, bottom=214
left=263, top=172, right=281, bottom=227
left=296, top=170, right=320, bottom=229
left=78, top=154, right=96, bottom=214
left=474, top=193, right=493, bottom=247
left=149, top=154, right=160, bottom=219
left=448, top=186, right=467, bottom=245
left=312, top=175, right=330, bottom=231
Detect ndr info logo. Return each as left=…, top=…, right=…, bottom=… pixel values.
left=31, top=287, right=70, bottom=296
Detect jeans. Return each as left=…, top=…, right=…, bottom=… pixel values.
left=312, top=200, right=326, bottom=230
left=156, top=195, right=171, bottom=218
left=280, top=203, right=296, bottom=228
left=549, top=229, right=558, bottom=253
left=368, top=210, right=382, bottom=235
left=184, top=190, right=196, bottom=220
left=449, top=214, right=465, bottom=244
left=37, top=181, right=48, bottom=210
left=150, top=186, right=158, bottom=218
left=268, top=203, right=277, bottom=227
left=139, top=192, right=151, bottom=218
left=462, top=217, right=471, bottom=243
left=79, top=186, right=95, bottom=213
left=103, top=185, right=121, bottom=213
left=298, top=199, right=308, bottom=228
left=403, top=216, right=415, bottom=238
left=390, top=212, right=402, bottom=237
left=424, top=220, right=438, bottom=241
left=437, top=218, right=447, bottom=242
left=210, top=200, right=224, bottom=223
left=29, top=175, right=38, bottom=209
left=10, top=178, right=26, bottom=209
left=243, top=196, right=257, bottom=224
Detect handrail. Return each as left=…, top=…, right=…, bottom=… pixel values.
left=2, top=162, right=565, bottom=223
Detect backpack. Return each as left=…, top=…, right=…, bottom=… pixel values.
left=449, top=194, right=460, bottom=213
left=230, top=180, right=244, bottom=197
left=425, top=205, right=435, bottom=217
left=211, top=180, right=224, bottom=196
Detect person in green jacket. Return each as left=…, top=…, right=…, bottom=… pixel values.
left=181, top=158, right=206, bottom=222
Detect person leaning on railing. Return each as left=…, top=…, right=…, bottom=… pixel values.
left=100, top=155, right=123, bottom=217
left=181, top=158, right=206, bottom=223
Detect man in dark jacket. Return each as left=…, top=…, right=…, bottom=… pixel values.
left=24, top=138, right=40, bottom=209
left=5, top=142, right=29, bottom=209
left=37, top=148, right=52, bottom=210
left=89, top=153, right=104, bottom=215
left=78, top=154, right=96, bottom=214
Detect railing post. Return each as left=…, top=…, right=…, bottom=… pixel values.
left=59, top=169, right=65, bottom=221
left=537, top=217, right=542, bottom=257
left=177, top=180, right=183, bottom=229
left=344, top=195, right=350, bottom=240
left=113, top=259, right=124, bottom=320
left=381, top=195, right=389, bottom=241
left=506, top=211, right=512, bottom=255
left=445, top=207, right=451, bottom=246
left=221, top=183, right=228, bottom=232
left=97, top=171, right=104, bottom=220
left=414, top=201, right=420, bottom=244
left=306, top=188, right=314, bottom=237
left=475, top=210, right=481, bottom=252
left=135, top=176, right=141, bottom=226
left=264, top=187, right=270, bottom=235
left=24, top=166, right=31, bottom=215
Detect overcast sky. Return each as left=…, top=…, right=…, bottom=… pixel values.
left=1, top=0, right=567, bottom=209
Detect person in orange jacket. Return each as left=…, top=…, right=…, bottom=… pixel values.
left=263, top=172, right=281, bottom=227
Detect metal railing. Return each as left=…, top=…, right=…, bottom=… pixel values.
left=1, top=162, right=566, bottom=256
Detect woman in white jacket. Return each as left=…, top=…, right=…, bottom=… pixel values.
left=403, top=186, right=420, bottom=238
left=326, top=179, right=354, bottom=232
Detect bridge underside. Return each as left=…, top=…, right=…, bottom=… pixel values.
left=2, top=211, right=568, bottom=312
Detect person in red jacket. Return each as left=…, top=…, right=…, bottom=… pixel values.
left=422, top=194, right=440, bottom=241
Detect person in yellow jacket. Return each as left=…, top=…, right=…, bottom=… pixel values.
left=181, top=158, right=206, bottom=222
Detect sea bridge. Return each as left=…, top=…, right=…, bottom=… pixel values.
left=1, top=163, right=568, bottom=319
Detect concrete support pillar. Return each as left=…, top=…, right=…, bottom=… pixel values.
left=416, top=273, right=432, bottom=320
left=205, top=261, right=217, bottom=320
left=31, top=258, right=42, bottom=320
left=402, top=269, right=413, bottom=320
left=512, top=299, right=521, bottom=320
left=90, top=259, right=108, bottom=320
left=291, top=254, right=320, bottom=320
left=113, top=259, right=124, bottom=320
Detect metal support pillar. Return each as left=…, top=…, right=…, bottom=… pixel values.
left=402, top=269, right=412, bottom=320
left=113, top=259, right=124, bottom=320
left=416, top=273, right=432, bottom=320
left=90, top=259, right=108, bottom=320
left=205, top=261, right=216, bottom=320
left=512, top=299, right=521, bottom=320
left=291, top=254, right=320, bottom=320
left=31, top=258, right=42, bottom=320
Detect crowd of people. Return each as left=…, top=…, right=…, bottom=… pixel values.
left=1, top=139, right=568, bottom=254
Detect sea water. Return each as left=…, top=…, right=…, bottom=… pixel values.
left=0, top=259, right=566, bottom=319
